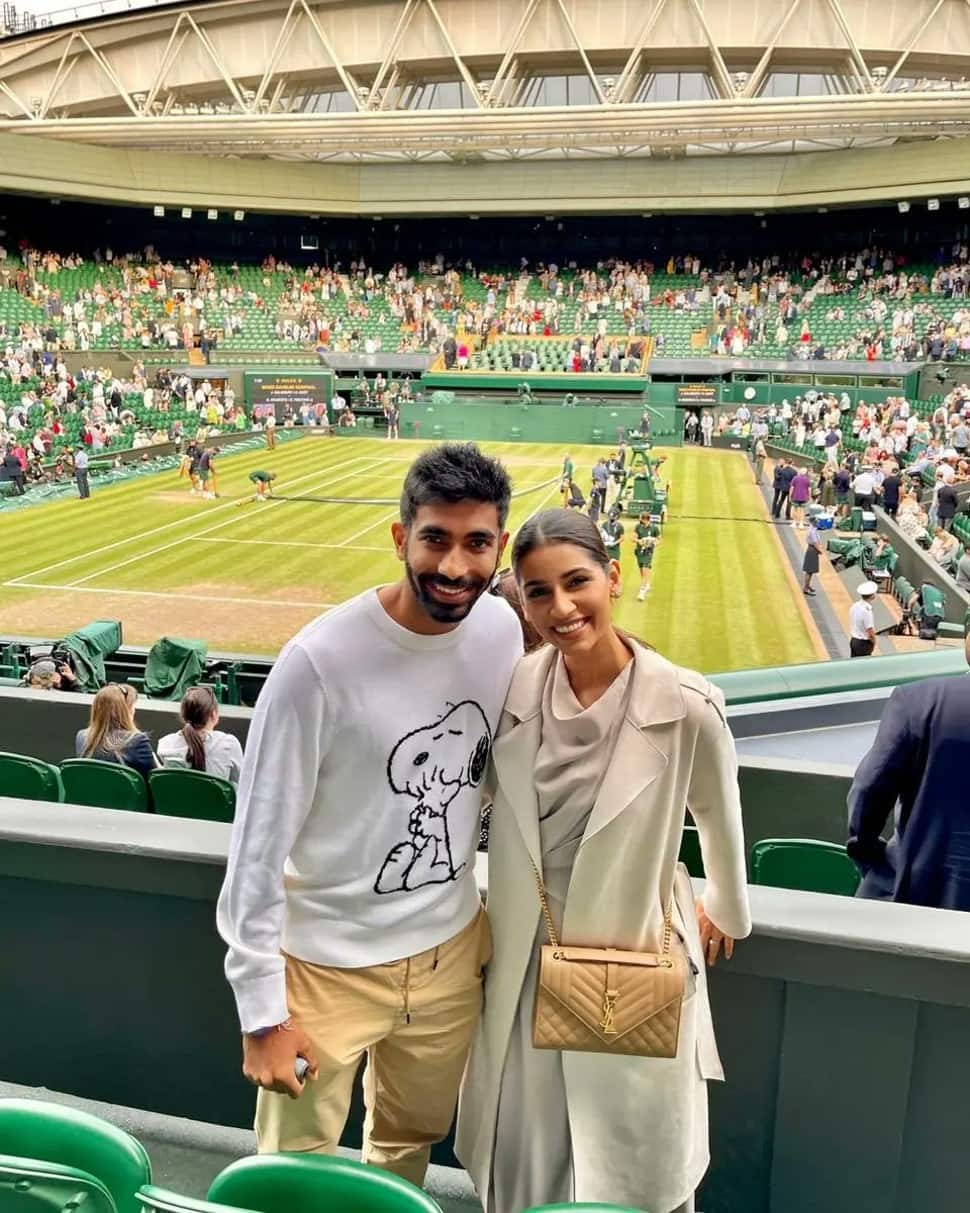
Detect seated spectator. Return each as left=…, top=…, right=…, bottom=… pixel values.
left=928, top=527, right=960, bottom=569
left=157, top=686, right=244, bottom=785
left=26, top=658, right=77, bottom=691
left=75, top=684, right=158, bottom=780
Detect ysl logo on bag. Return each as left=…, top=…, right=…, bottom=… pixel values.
left=600, top=988, right=618, bottom=1035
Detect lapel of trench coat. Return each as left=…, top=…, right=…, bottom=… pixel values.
left=580, top=643, right=688, bottom=847
left=492, top=643, right=689, bottom=866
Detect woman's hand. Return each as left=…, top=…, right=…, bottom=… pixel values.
left=695, top=898, right=735, bottom=967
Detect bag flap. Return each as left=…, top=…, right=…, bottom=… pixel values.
left=551, top=947, right=668, bottom=967
left=537, top=947, right=685, bottom=1043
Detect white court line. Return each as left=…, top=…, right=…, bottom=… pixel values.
left=62, top=459, right=394, bottom=588
left=336, top=507, right=399, bottom=547
left=9, top=450, right=379, bottom=584
left=2, top=582, right=335, bottom=610
left=194, top=537, right=389, bottom=553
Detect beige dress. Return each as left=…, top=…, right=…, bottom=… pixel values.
left=489, top=654, right=634, bottom=1213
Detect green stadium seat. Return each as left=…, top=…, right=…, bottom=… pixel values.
left=207, top=1154, right=444, bottom=1213
left=148, top=770, right=236, bottom=822
left=0, top=752, right=65, bottom=802
left=0, top=1154, right=117, bottom=1213
left=139, top=1186, right=259, bottom=1213
left=60, top=759, right=150, bottom=813
left=678, top=824, right=705, bottom=878
left=0, top=1100, right=151, bottom=1213
left=751, top=838, right=860, bottom=896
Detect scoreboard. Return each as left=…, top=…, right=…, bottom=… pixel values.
left=676, top=383, right=718, bottom=406
left=244, top=371, right=334, bottom=421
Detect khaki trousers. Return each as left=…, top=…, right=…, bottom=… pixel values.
left=256, top=908, right=491, bottom=1187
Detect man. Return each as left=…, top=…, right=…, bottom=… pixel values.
left=824, top=425, right=841, bottom=465
left=74, top=445, right=91, bottom=500
left=633, top=512, right=660, bottom=600
left=217, top=444, right=523, bottom=1185
left=590, top=456, right=609, bottom=514
left=560, top=452, right=575, bottom=507
left=199, top=447, right=219, bottom=500
left=1, top=444, right=25, bottom=496
left=700, top=410, right=714, bottom=447
left=852, top=467, right=876, bottom=510
left=265, top=410, right=277, bottom=450
left=753, top=435, right=767, bottom=486
left=879, top=466, right=901, bottom=519
left=936, top=480, right=959, bottom=532
left=848, top=581, right=878, bottom=657
left=600, top=509, right=625, bottom=571
left=249, top=470, right=276, bottom=501
left=771, top=458, right=795, bottom=520
left=847, top=629, right=970, bottom=909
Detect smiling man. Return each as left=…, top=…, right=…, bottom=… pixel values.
left=217, top=443, right=523, bottom=1185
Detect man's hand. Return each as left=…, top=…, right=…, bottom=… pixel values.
left=695, top=898, right=735, bottom=967
left=242, top=1019, right=318, bottom=1100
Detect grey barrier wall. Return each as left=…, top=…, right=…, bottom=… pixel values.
left=0, top=801, right=967, bottom=1213
left=0, top=687, right=252, bottom=765
left=0, top=688, right=855, bottom=865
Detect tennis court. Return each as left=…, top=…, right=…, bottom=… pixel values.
left=0, top=436, right=819, bottom=671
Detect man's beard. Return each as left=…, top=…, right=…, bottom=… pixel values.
left=405, top=558, right=491, bottom=624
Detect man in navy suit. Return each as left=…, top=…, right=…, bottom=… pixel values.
left=847, top=635, right=970, bottom=909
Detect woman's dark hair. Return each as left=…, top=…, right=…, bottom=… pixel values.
left=490, top=569, right=544, bottom=652
left=512, top=507, right=611, bottom=575
left=400, top=443, right=512, bottom=530
left=180, top=686, right=218, bottom=772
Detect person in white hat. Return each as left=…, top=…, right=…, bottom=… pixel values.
left=849, top=581, right=878, bottom=657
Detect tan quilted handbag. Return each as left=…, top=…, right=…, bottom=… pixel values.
left=531, top=865, right=687, bottom=1058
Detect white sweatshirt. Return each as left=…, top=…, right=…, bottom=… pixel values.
left=217, top=587, right=523, bottom=1032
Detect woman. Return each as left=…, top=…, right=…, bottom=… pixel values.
left=789, top=465, right=812, bottom=528
left=157, top=686, right=244, bottom=785
left=457, top=509, right=751, bottom=1213
left=75, top=684, right=158, bottom=780
left=802, top=517, right=823, bottom=596
left=818, top=463, right=836, bottom=511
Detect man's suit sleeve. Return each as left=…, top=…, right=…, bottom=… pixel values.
left=847, top=687, right=916, bottom=868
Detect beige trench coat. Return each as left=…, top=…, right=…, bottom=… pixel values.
left=456, top=643, right=752, bottom=1213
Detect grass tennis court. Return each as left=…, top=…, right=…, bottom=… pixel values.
left=0, top=436, right=819, bottom=673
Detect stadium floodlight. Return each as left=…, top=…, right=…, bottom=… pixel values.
left=959, top=197, right=970, bottom=209
left=233, top=210, right=245, bottom=221
left=207, top=208, right=218, bottom=220
left=153, top=205, right=164, bottom=218
left=181, top=207, right=192, bottom=219
left=898, top=201, right=910, bottom=213
left=927, top=198, right=940, bottom=211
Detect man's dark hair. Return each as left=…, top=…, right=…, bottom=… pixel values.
left=400, top=443, right=511, bottom=530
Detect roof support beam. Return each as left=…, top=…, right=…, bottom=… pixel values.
left=299, top=0, right=363, bottom=110
left=486, top=0, right=541, bottom=107
left=742, top=0, right=807, bottom=98
left=369, top=0, right=419, bottom=110
left=550, top=0, right=605, bottom=104
left=423, top=0, right=484, bottom=107
left=883, top=0, right=947, bottom=90
left=823, top=0, right=874, bottom=92
left=684, top=0, right=733, bottom=99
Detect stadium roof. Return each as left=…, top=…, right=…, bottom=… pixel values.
left=3, top=0, right=970, bottom=163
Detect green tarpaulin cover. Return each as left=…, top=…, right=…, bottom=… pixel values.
left=144, top=636, right=208, bottom=700
left=59, top=620, right=123, bottom=694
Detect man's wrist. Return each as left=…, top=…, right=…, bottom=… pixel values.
left=244, top=1016, right=292, bottom=1039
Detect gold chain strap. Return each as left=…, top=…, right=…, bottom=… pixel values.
left=531, top=862, right=673, bottom=955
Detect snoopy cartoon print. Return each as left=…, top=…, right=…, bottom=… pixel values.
left=375, top=700, right=491, bottom=894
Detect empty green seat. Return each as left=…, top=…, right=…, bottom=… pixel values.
left=208, top=1154, right=444, bottom=1213
left=0, top=753, right=64, bottom=802
left=148, top=770, right=236, bottom=822
left=139, top=1186, right=260, bottom=1213
left=0, top=1099, right=151, bottom=1213
left=751, top=838, right=860, bottom=896
left=60, top=759, right=150, bottom=813
left=0, top=1154, right=117, bottom=1213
